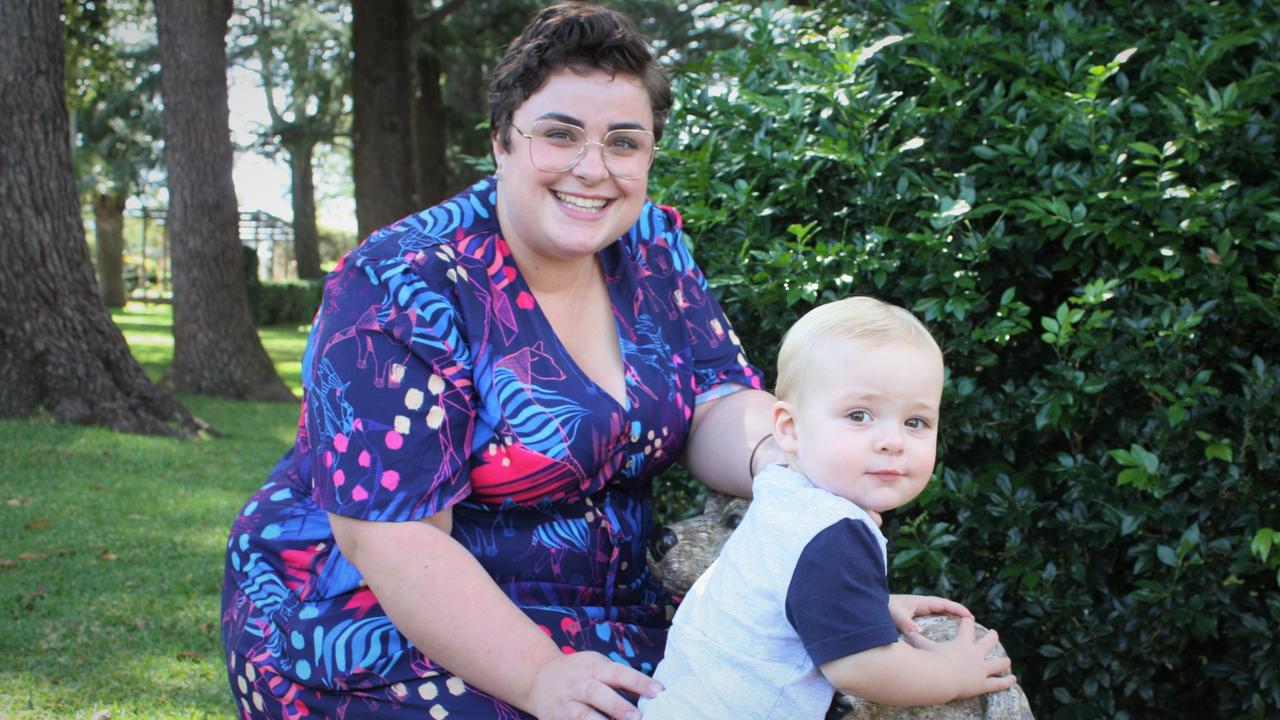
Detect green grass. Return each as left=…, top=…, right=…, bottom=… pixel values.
left=0, top=303, right=308, bottom=719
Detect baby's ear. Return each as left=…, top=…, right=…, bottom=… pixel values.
left=772, top=400, right=799, bottom=453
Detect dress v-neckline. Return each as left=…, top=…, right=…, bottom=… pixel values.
left=503, top=239, right=631, bottom=412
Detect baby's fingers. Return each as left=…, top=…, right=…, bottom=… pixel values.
left=983, top=654, right=1013, bottom=678
left=902, top=629, right=937, bottom=651
left=975, top=626, right=1002, bottom=655
left=983, top=671, right=1018, bottom=693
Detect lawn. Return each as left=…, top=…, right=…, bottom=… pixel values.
left=0, top=304, right=308, bottom=719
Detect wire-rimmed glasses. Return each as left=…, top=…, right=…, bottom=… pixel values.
left=510, top=120, right=657, bottom=180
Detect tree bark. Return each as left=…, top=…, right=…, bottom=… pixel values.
left=351, top=0, right=417, bottom=241
left=413, top=45, right=450, bottom=208
left=286, top=141, right=322, bottom=279
left=93, top=191, right=128, bottom=307
left=154, top=0, right=292, bottom=401
left=0, top=0, right=194, bottom=436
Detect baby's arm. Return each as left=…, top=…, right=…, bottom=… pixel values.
left=819, top=617, right=1016, bottom=706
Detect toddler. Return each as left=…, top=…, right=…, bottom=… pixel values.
left=641, top=296, right=1016, bottom=718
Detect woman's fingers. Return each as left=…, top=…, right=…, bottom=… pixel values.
left=595, top=655, right=663, bottom=699
left=531, top=651, right=662, bottom=720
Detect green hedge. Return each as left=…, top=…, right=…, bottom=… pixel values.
left=246, top=279, right=323, bottom=326
left=242, top=245, right=323, bottom=326
left=650, top=1, right=1279, bottom=717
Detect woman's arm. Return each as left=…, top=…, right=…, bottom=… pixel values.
left=330, top=510, right=661, bottom=720
left=682, top=387, right=783, bottom=497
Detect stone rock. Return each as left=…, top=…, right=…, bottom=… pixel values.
left=647, top=491, right=1034, bottom=720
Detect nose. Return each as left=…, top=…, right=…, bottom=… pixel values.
left=875, top=425, right=904, bottom=454
left=572, top=140, right=610, bottom=183
left=649, top=526, right=678, bottom=562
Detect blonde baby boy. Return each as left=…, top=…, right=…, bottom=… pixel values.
left=641, top=296, right=1016, bottom=718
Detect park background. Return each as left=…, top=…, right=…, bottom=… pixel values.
left=1, top=0, right=1277, bottom=718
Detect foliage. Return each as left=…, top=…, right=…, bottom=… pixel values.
left=0, top=304, right=304, bottom=718
left=63, top=0, right=164, bottom=199
left=228, top=0, right=350, bottom=158
left=650, top=1, right=1280, bottom=717
left=421, top=0, right=753, bottom=190
left=243, top=245, right=323, bottom=326
left=247, top=279, right=324, bottom=327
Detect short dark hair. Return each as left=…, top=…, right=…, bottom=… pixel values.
left=488, top=2, right=672, bottom=152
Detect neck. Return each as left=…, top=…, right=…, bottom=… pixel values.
left=509, top=243, right=600, bottom=296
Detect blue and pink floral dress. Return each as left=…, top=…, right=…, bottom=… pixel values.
left=221, top=177, right=762, bottom=719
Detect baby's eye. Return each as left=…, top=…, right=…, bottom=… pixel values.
left=905, top=417, right=930, bottom=430
left=848, top=410, right=870, bottom=422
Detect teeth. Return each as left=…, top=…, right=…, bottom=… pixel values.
left=554, top=191, right=606, bottom=211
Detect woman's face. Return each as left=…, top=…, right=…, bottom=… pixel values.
left=493, top=67, right=653, bottom=270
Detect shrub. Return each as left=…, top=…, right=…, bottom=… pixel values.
left=246, top=279, right=323, bottom=327
left=242, top=244, right=322, bottom=326
left=650, top=1, right=1280, bottom=717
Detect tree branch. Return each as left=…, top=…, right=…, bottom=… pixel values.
left=415, top=0, right=468, bottom=29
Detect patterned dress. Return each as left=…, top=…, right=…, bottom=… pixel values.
left=221, top=176, right=762, bottom=719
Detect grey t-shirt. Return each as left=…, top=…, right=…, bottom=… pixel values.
left=641, top=464, right=898, bottom=718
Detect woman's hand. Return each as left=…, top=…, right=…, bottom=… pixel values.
left=527, top=652, right=663, bottom=720
left=887, top=593, right=973, bottom=635
left=333, top=512, right=662, bottom=717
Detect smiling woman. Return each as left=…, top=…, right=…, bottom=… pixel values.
left=219, top=4, right=779, bottom=720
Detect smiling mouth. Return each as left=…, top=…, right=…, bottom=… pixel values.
left=553, top=190, right=608, bottom=213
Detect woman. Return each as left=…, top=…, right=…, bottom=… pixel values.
left=221, top=4, right=778, bottom=718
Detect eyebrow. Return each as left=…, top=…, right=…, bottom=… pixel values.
left=535, top=112, right=649, bottom=132
left=838, top=392, right=939, bottom=414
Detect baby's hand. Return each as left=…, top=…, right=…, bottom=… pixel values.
left=903, top=617, right=1017, bottom=700
left=887, top=593, right=973, bottom=635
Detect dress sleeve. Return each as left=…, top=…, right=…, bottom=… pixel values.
left=784, top=518, right=899, bottom=666
left=303, top=253, right=475, bottom=523
left=652, top=204, right=765, bottom=400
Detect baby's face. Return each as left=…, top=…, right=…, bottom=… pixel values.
left=774, top=338, right=943, bottom=513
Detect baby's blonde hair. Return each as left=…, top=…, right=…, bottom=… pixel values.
left=774, top=296, right=941, bottom=401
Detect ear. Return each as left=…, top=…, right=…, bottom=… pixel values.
left=773, top=400, right=799, bottom=454
left=492, top=130, right=510, bottom=162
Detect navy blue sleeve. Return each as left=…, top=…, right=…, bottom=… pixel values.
left=785, top=519, right=899, bottom=666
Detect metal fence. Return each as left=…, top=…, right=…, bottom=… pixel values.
left=105, top=207, right=297, bottom=293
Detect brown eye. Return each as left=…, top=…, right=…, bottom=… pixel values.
left=724, top=513, right=743, bottom=530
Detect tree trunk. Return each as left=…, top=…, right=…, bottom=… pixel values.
left=413, top=45, right=450, bottom=208
left=93, top=191, right=128, bottom=307
left=154, top=0, right=292, bottom=401
left=351, top=0, right=417, bottom=241
left=0, top=1, right=194, bottom=436
left=286, top=141, right=322, bottom=279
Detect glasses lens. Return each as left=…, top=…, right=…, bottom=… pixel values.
left=528, top=121, right=585, bottom=173
left=602, top=130, right=655, bottom=179
left=524, top=121, right=655, bottom=178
